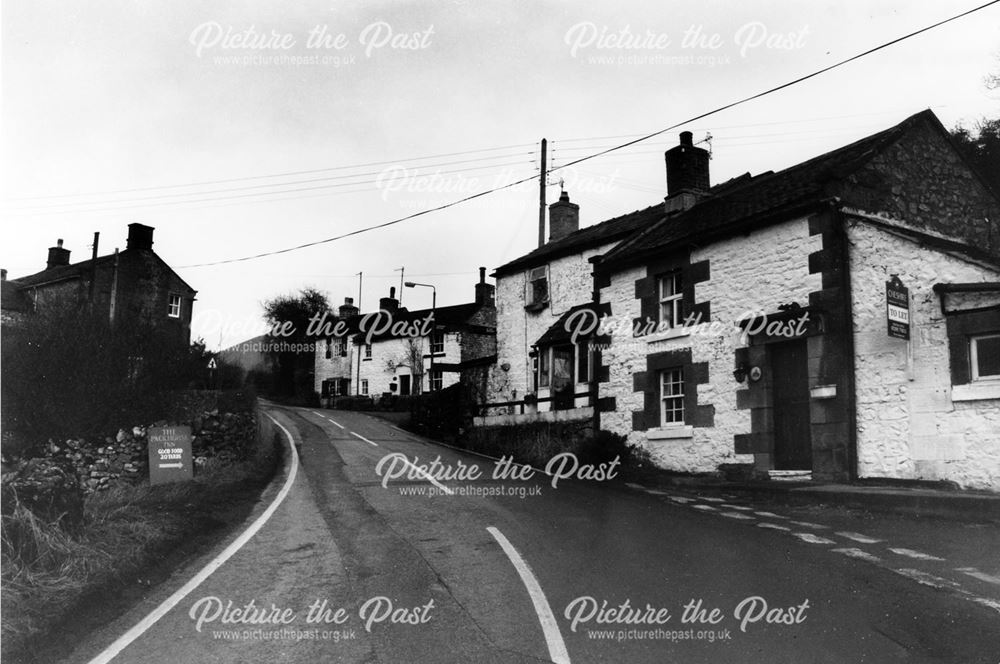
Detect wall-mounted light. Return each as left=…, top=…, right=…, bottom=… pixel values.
left=733, top=363, right=748, bottom=383
left=501, top=362, right=511, bottom=372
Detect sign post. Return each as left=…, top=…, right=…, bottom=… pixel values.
left=148, top=426, right=194, bottom=485
left=886, top=276, right=910, bottom=340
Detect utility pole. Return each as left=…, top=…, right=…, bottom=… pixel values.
left=394, top=267, right=405, bottom=306
left=356, top=271, right=363, bottom=396
left=538, top=138, right=547, bottom=248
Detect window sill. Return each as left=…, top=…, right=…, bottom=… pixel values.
left=647, top=425, right=694, bottom=440
left=952, top=382, right=1000, bottom=401
left=644, top=327, right=692, bottom=344
left=524, top=302, right=549, bottom=313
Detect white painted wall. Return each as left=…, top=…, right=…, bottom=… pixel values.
left=848, top=219, right=1000, bottom=490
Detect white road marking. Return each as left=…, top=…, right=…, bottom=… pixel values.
left=699, top=496, right=726, bottom=503
left=757, top=522, right=791, bottom=532
left=789, top=520, right=828, bottom=530
left=955, top=567, right=1000, bottom=587
left=720, top=504, right=753, bottom=511
left=719, top=511, right=755, bottom=520
left=350, top=431, right=379, bottom=447
left=625, top=482, right=645, bottom=490
left=391, top=425, right=407, bottom=433
left=647, top=489, right=671, bottom=496
left=835, top=531, right=883, bottom=544
left=487, top=527, right=570, bottom=664
left=310, top=410, right=345, bottom=429
left=793, top=533, right=836, bottom=545
left=753, top=511, right=788, bottom=519
left=832, top=548, right=882, bottom=563
left=86, top=412, right=300, bottom=664
left=692, top=504, right=718, bottom=512
left=893, top=568, right=962, bottom=591
left=668, top=496, right=694, bottom=504
left=968, top=597, right=1000, bottom=614
left=889, top=547, right=945, bottom=562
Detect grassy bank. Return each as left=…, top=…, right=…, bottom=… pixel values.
left=1, top=408, right=282, bottom=664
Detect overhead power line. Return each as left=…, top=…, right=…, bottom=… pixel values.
left=168, top=0, right=999, bottom=268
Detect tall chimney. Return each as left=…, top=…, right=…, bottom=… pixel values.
left=47, top=239, right=71, bottom=269
left=338, top=296, right=359, bottom=319
left=379, top=286, right=399, bottom=313
left=548, top=190, right=580, bottom=243
left=126, top=223, right=154, bottom=251
left=475, top=266, right=495, bottom=307
left=1, top=269, right=7, bottom=281
left=665, top=131, right=710, bottom=210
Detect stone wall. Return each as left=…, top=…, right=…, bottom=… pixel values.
left=848, top=218, right=1000, bottom=490
left=600, top=216, right=823, bottom=473
left=835, top=116, right=1000, bottom=256
left=489, top=246, right=608, bottom=405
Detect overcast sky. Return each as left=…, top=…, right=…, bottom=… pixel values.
left=2, top=0, right=998, bottom=349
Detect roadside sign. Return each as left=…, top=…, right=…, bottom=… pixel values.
left=207, top=358, right=217, bottom=369
left=148, top=426, right=194, bottom=485
left=886, top=276, right=910, bottom=340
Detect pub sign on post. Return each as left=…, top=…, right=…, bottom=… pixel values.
left=886, top=275, right=910, bottom=340
left=148, top=426, right=194, bottom=485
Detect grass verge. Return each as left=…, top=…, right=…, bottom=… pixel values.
left=1, top=409, right=282, bottom=664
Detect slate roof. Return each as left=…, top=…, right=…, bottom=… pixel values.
left=534, top=302, right=609, bottom=347
left=597, top=110, right=942, bottom=269
left=11, top=250, right=196, bottom=294
left=336, top=301, right=492, bottom=343
left=492, top=203, right=664, bottom=277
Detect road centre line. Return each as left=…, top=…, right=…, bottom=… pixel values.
left=349, top=431, right=379, bottom=447
left=835, top=532, right=882, bottom=544
left=310, top=410, right=345, bottom=429
left=486, top=527, right=570, bottom=664
left=793, top=533, right=836, bottom=545
left=889, top=548, right=945, bottom=562
left=87, top=412, right=299, bottom=664
left=955, top=567, right=1000, bottom=587
left=371, top=444, right=456, bottom=495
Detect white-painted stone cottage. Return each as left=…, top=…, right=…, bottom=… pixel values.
left=483, top=110, right=1000, bottom=490
left=314, top=270, right=496, bottom=400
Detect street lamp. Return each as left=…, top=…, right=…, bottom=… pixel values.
left=404, top=281, right=436, bottom=392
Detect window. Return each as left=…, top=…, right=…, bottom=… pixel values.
left=364, top=343, right=372, bottom=360
left=361, top=379, right=369, bottom=396
left=429, top=370, right=443, bottom=391
left=660, top=368, right=685, bottom=425
left=167, top=294, right=181, bottom=318
left=658, top=272, right=684, bottom=328
left=971, top=334, right=1000, bottom=381
left=430, top=332, right=444, bottom=355
left=325, top=339, right=332, bottom=359
left=539, top=348, right=550, bottom=388
left=528, top=266, right=549, bottom=306
left=577, top=344, right=590, bottom=383
left=337, top=338, right=348, bottom=357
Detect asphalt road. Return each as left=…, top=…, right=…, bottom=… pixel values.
left=63, top=406, right=1000, bottom=663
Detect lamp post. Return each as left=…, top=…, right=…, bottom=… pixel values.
left=404, top=281, right=436, bottom=392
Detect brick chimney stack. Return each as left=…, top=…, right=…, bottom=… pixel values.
left=665, top=131, right=710, bottom=212
left=475, top=266, right=495, bottom=307
left=338, top=297, right=359, bottom=319
left=47, top=239, right=71, bottom=269
left=379, top=286, right=399, bottom=314
left=126, top=223, right=154, bottom=251
left=548, top=190, right=580, bottom=243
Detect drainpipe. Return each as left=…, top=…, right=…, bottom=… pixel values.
left=589, top=255, right=602, bottom=436
left=109, top=248, right=119, bottom=325
left=831, top=200, right=859, bottom=481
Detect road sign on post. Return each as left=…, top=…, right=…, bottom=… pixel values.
left=148, top=426, right=194, bottom=485
left=886, top=276, right=910, bottom=340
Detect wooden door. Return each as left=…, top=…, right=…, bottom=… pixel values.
left=771, top=340, right=812, bottom=470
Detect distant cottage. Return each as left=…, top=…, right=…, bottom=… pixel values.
left=482, top=110, right=1000, bottom=491
left=1, top=223, right=197, bottom=344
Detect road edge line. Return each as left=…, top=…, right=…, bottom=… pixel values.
left=487, top=526, right=570, bottom=664
left=86, top=410, right=300, bottom=664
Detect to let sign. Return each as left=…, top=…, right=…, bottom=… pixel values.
left=886, top=276, right=910, bottom=340
left=148, top=426, right=194, bottom=485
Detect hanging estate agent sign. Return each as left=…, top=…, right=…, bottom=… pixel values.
left=148, top=425, right=194, bottom=485
left=886, top=276, right=910, bottom=340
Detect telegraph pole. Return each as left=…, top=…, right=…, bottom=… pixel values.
left=538, top=138, right=547, bottom=248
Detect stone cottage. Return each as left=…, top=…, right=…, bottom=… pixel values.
left=482, top=110, right=1000, bottom=490
left=314, top=270, right=496, bottom=400
left=2, top=224, right=197, bottom=345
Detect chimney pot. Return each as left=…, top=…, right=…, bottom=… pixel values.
left=479, top=267, right=486, bottom=284
left=126, top=223, right=154, bottom=251
left=548, top=190, right=580, bottom=243
left=665, top=131, right=710, bottom=203
left=475, top=267, right=495, bottom=306
left=1, top=269, right=6, bottom=281
left=46, top=240, right=71, bottom=269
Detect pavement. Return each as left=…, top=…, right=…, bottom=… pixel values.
left=51, top=405, right=1000, bottom=664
